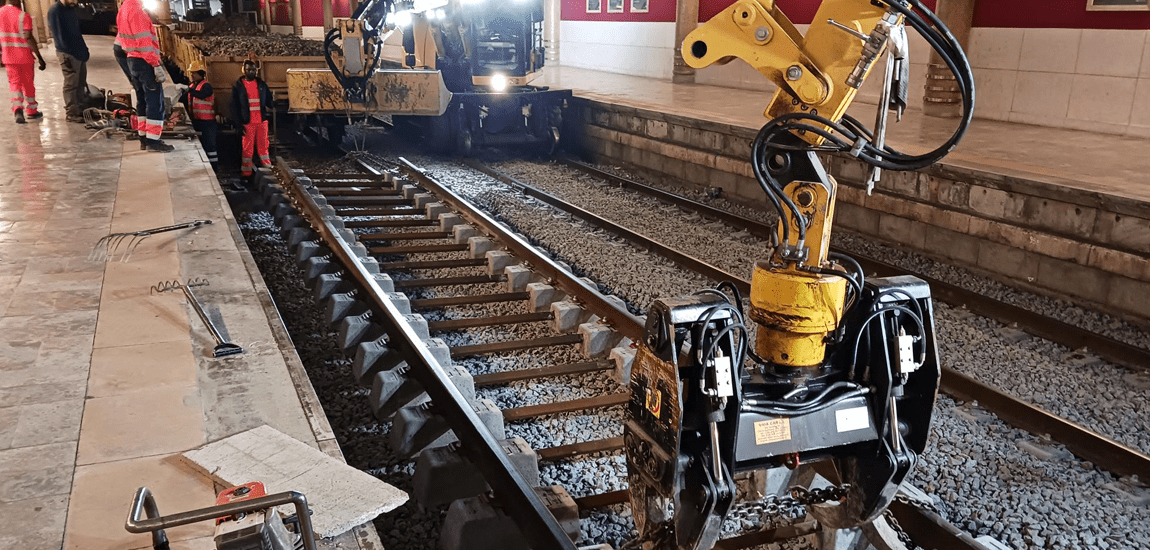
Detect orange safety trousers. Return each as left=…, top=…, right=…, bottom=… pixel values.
left=6, top=63, right=36, bottom=114
left=241, top=120, right=269, bottom=176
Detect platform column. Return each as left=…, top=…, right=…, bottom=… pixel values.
left=26, top=0, right=46, bottom=48
left=291, top=0, right=302, bottom=36
left=923, top=0, right=975, bottom=118
left=155, top=0, right=173, bottom=25
left=323, top=0, right=333, bottom=32
left=544, top=0, right=560, bottom=63
left=672, top=0, right=698, bottom=83
left=261, top=0, right=272, bottom=30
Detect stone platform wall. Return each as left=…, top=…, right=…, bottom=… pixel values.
left=568, top=98, right=1150, bottom=321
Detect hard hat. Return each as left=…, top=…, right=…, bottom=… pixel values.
left=187, top=60, right=206, bottom=73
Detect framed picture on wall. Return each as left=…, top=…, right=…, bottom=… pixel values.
left=607, top=0, right=623, bottom=13
left=631, top=0, right=648, bottom=13
left=587, top=0, right=601, bottom=12
left=1086, top=0, right=1150, bottom=11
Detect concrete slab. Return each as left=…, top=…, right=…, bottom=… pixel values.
left=182, top=425, right=408, bottom=538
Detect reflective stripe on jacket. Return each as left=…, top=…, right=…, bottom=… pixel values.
left=115, top=0, right=160, bottom=66
left=189, top=81, right=214, bottom=120
left=0, top=6, right=33, bottom=66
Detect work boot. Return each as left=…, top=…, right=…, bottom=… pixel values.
left=26, top=111, right=41, bottom=120
left=14, top=109, right=24, bottom=124
left=139, top=138, right=147, bottom=150
left=66, top=115, right=84, bottom=124
left=146, top=139, right=175, bottom=153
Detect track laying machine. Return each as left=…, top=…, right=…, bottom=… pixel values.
left=287, top=0, right=570, bottom=153
left=622, top=0, right=973, bottom=548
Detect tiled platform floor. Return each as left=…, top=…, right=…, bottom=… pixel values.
left=0, top=36, right=374, bottom=550
left=535, top=66, right=1150, bottom=205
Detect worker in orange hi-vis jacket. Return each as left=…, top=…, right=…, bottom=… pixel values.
left=115, top=0, right=173, bottom=152
left=231, top=59, right=273, bottom=187
left=0, top=0, right=46, bottom=124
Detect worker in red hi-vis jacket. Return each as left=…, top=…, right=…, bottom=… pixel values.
left=0, top=0, right=47, bottom=124
left=231, top=59, right=273, bottom=186
left=115, top=0, right=173, bottom=152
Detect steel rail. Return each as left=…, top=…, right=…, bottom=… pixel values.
left=546, top=159, right=1150, bottom=477
left=273, top=159, right=580, bottom=550
left=350, top=156, right=988, bottom=550
left=563, top=157, right=1150, bottom=373
left=466, top=159, right=749, bottom=295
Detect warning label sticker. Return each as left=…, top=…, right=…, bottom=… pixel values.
left=645, top=388, right=662, bottom=419
left=754, top=418, right=791, bottom=445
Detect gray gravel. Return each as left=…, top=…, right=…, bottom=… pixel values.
left=587, top=161, right=1150, bottom=350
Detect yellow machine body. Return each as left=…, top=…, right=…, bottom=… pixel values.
left=682, top=0, right=889, bottom=145
left=286, top=68, right=453, bottom=115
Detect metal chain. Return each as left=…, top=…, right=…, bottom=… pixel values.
left=881, top=493, right=945, bottom=550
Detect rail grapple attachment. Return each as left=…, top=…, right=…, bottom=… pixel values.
left=625, top=276, right=940, bottom=549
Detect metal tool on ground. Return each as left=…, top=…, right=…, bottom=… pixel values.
left=152, top=278, right=244, bottom=358
left=124, top=483, right=318, bottom=550
left=90, top=219, right=213, bottom=262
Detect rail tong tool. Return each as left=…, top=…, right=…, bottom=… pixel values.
left=151, top=278, right=244, bottom=358
left=90, top=219, right=213, bottom=263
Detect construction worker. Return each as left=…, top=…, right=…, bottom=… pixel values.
left=183, top=61, right=217, bottom=169
left=115, top=0, right=173, bottom=152
left=231, top=59, right=272, bottom=185
left=0, top=0, right=47, bottom=124
left=47, top=0, right=89, bottom=123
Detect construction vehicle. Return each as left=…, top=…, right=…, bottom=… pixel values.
left=287, top=0, right=569, bottom=153
left=622, top=0, right=973, bottom=548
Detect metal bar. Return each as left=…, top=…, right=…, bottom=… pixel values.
left=369, top=243, right=469, bottom=254
left=573, top=490, right=629, bottom=510
left=359, top=231, right=452, bottom=241
left=381, top=258, right=488, bottom=271
left=503, top=393, right=630, bottom=422
left=346, top=219, right=437, bottom=228
left=319, top=189, right=403, bottom=197
left=410, top=292, right=530, bottom=309
left=538, top=437, right=625, bottom=461
left=888, top=500, right=991, bottom=550
left=395, top=275, right=505, bottom=289
left=275, top=159, right=579, bottom=550
left=326, top=197, right=411, bottom=206
left=467, top=160, right=748, bottom=295
left=713, top=522, right=820, bottom=550
left=429, top=312, right=555, bottom=333
left=941, top=368, right=1150, bottom=478
left=449, top=334, right=584, bottom=358
left=125, top=487, right=319, bottom=550
left=393, top=158, right=645, bottom=342
left=336, top=207, right=423, bottom=216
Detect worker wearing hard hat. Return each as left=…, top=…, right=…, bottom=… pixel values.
left=183, top=61, right=217, bottom=170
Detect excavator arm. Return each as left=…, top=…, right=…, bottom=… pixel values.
left=624, top=1, right=973, bottom=549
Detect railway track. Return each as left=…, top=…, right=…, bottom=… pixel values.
left=251, top=155, right=990, bottom=550
left=465, top=158, right=1150, bottom=481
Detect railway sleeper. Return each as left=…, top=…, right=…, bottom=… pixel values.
left=411, top=438, right=540, bottom=508
left=371, top=363, right=476, bottom=420
left=313, top=272, right=395, bottom=302
left=440, top=485, right=581, bottom=550
left=390, top=398, right=505, bottom=458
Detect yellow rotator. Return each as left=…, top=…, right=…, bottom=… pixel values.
left=679, top=0, right=893, bottom=367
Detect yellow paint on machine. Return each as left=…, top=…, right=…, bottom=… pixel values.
left=285, top=69, right=453, bottom=115
left=749, top=263, right=847, bottom=368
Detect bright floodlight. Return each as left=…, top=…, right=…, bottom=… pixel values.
left=491, top=74, right=508, bottom=92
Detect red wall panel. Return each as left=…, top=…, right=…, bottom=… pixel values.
left=698, top=0, right=933, bottom=24
left=973, top=0, right=1150, bottom=29
left=561, top=0, right=676, bottom=22
left=300, top=0, right=324, bottom=26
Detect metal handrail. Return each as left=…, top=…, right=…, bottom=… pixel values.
left=124, top=486, right=318, bottom=550
left=274, top=159, right=579, bottom=550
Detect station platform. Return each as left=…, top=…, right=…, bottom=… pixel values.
left=538, top=65, right=1150, bottom=321
left=537, top=65, right=1150, bottom=205
left=0, top=37, right=379, bottom=550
